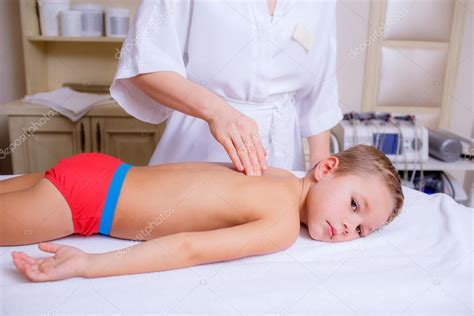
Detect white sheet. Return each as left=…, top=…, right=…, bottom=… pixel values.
left=1, top=173, right=472, bottom=315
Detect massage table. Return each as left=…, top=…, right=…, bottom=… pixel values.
left=1, top=173, right=472, bottom=315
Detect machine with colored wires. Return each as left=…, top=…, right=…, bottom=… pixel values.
left=331, top=112, right=471, bottom=201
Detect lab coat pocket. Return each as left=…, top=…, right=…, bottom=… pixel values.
left=291, top=24, right=315, bottom=53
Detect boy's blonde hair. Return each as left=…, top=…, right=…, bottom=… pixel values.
left=311, top=144, right=404, bottom=224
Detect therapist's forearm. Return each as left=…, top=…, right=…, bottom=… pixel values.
left=307, top=130, right=331, bottom=169
left=129, top=71, right=225, bottom=122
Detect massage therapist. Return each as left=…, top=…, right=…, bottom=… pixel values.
left=110, top=0, right=342, bottom=175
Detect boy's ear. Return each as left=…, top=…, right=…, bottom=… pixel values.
left=313, top=156, right=339, bottom=181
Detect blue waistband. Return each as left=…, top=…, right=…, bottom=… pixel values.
left=98, top=163, right=133, bottom=235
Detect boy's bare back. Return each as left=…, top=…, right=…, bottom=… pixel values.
left=112, top=162, right=302, bottom=240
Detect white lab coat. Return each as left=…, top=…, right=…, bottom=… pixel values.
left=110, top=0, right=342, bottom=171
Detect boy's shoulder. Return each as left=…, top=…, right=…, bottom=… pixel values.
left=262, top=166, right=297, bottom=178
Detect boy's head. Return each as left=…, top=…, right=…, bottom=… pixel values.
left=302, top=144, right=404, bottom=242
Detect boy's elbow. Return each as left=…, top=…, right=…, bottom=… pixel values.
left=274, top=231, right=299, bottom=253
left=179, top=233, right=200, bottom=266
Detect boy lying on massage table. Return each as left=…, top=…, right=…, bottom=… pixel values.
left=0, top=144, right=403, bottom=282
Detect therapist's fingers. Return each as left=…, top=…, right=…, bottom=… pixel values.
left=223, top=137, right=244, bottom=172
left=206, top=104, right=266, bottom=175
left=235, top=118, right=265, bottom=176
left=242, top=134, right=262, bottom=176
left=230, top=132, right=254, bottom=176
left=250, top=133, right=267, bottom=171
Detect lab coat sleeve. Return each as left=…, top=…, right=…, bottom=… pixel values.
left=110, top=0, right=192, bottom=124
left=295, top=6, right=343, bottom=138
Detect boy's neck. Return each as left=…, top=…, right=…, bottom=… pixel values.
left=298, top=173, right=314, bottom=226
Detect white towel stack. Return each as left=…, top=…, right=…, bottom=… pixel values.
left=23, top=87, right=113, bottom=122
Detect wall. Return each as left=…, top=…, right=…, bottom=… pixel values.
left=336, top=0, right=472, bottom=200
left=338, top=0, right=472, bottom=138
left=449, top=0, right=473, bottom=139
left=446, top=0, right=473, bottom=200
left=337, top=0, right=371, bottom=114
left=0, top=0, right=26, bottom=174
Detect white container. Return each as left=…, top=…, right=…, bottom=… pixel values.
left=71, top=3, right=103, bottom=37
left=38, top=0, right=70, bottom=36
left=105, top=8, right=130, bottom=38
left=59, top=10, right=82, bottom=37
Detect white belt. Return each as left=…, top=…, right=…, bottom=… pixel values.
left=220, top=93, right=297, bottom=168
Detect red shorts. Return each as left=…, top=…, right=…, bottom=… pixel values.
left=44, top=153, right=133, bottom=236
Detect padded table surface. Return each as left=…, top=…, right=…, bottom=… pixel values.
left=1, top=173, right=472, bottom=315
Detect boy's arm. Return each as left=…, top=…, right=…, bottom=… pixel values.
left=85, top=216, right=300, bottom=278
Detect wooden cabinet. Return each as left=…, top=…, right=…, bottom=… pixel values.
left=3, top=100, right=166, bottom=173
left=8, top=116, right=90, bottom=173
left=91, top=117, right=163, bottom=166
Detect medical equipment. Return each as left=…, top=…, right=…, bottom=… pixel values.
left=332, top=112, right=429, bottom=163
left=332, top=112, right=429, bottom=191
left=427, top=128, right=463, bottom=162
left=399, top=170, right=454, bottom=198
left=329, top=133, right=339, bottom=154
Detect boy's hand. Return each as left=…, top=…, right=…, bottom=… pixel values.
left=11, top=242, right=89, bottom=282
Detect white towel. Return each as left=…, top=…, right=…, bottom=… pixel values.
left=23, top=87, right=113, bottom=122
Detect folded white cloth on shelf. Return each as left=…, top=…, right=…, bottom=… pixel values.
left=23, top=87, right=113, bottom=122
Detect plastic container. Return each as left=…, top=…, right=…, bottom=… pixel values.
left=105, top=8, right=130, bottom=38
left=37, top=0, right=70, bottom=36
left=59, top=10, right=82, bottom=37
left=71, top=3, right=104, bottom=37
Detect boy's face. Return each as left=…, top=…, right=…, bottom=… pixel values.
left=305, top=160, right=394, bottom=242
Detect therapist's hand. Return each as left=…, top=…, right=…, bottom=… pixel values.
left=207, top=105, right=267, bottom=176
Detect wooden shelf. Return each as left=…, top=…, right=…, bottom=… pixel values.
left=18, top=0, right=139, bottom=94
left=27, top=35, right=124, bottom=43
